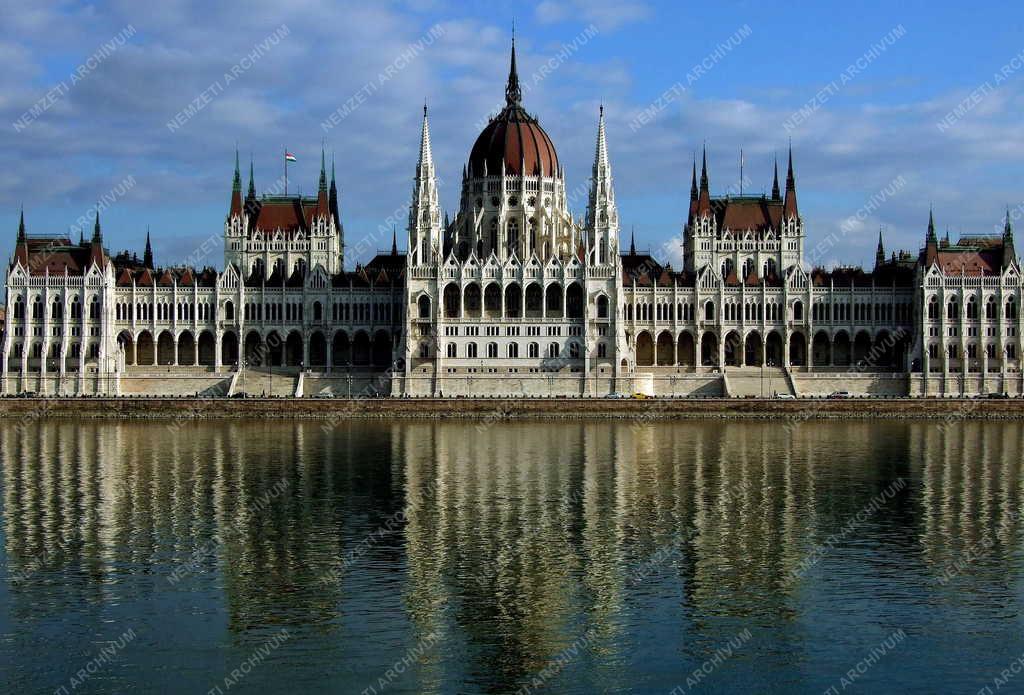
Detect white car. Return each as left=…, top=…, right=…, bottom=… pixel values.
left=775, top=393, right=796, bottom=400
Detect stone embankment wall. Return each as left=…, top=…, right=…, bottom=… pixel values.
left=0, top=396, right=1021, bottom=420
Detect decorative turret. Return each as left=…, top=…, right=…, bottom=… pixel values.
left=783, top=146, right=798, bottom=219
left=1004, top=208, right=1016, bottom=269
left=875, top=228, right=885, bottom=270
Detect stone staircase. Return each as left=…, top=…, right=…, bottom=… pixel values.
left=725, top=367, right=794, bottom=397
left=233, top=368, right=299, bottom=397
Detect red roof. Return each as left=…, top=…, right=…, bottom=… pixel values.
left=469, top=105, right=559, bottom=178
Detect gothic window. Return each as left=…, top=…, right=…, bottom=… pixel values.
left=32, top=296, right=43, bottom=320
left=569, top=342, right=580, bottom=359
left=70, top=297, right=81, bottom=319
left=1007, top=297, right=1018, bottom=320
left=928, top=296, right=939, bottom=320
left=548, top=342, right=560, bottom=358
left=446, top=343, right=456, bottom=358
left=597, top=342, right=607, bottom=358
left=13, top=297, right=24, bottom=320
left=947, top=299, right=959, bottom=320
left=507, top=220, right=519, bottom=256
left=507, top=343, right=519, bottom=358
left=487, top=342, right=498, bottom=358
left=597, top=295, right=609, bottom=319
left=489, top=218, right=498, bottom=254
left=528, top=342, right=539, bottom=358
left=793, top=301, right=803, bottom=321
left=986, top=297, right=997, bottom=320
left=51, top=300, right=62, bottom=320
left=705, top=301, right=715, bottom=322
left=419, top=342, right=429, bottom=359
left=966, top=297, right=978, bottom=320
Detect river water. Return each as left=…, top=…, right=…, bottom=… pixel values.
left=1, top=419, right=1023, bottom=693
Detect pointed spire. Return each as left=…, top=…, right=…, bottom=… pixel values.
left=144, top=226, right=153, bottom=268
left=319, top=145, right=328, bottom=192
left=391, top=225, right=398, bottom=255
left=1003, top=207, right=1016, bottom=269
left=233, top=148, right=241, bottom=192
left=505, top=33, right=522, bottom=107
left=771, top=155, right=781, bottom=200
left=418, top=103, right=435, bottom=177
left=783, top=144, right=798, bottom=218
left=92, top=207, right=101, bottom=242
left=630, top=226, right=636, bottom=256
left=696, top=146, right=712, bottom=217
left=875, top=228, right=885, bottom=269
left=689, top=157, right=698, bottom=201
left=17, top=206, right=25, bottom=241
left=230, top=150, right=243, bottom=216
left=927, top=206, right=936, bottom=241
left=247, top=155, right=256, bottom=199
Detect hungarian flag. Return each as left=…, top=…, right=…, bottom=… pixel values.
left=284, top=152, right=297, bottom=162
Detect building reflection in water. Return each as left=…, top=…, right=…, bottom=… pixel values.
left=3, top=419, right=1024, bottom=690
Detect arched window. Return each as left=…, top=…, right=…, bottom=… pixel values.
left=507, top=343, right=519, bottom=358
left=70, top=296, right=81, bottom=319
left=569, top=342, right=580, bottom=359
left=548, top=342, right=560, bottom=358
left=418, top=295, right=431, bottom=319
left=51, top=300, right=62, bottom=320
left=966, top=297, right=978, bottom=319
left=986, top=297, right=997, bottom=320
left=597, top=295, right=609, bottom=319
left=793, top=300, right=803, bottom=321
left=705, top=301, right=715, bottom=321
left=1007, top=297, right=1018, bottom=320
left=489, top=218, right=498, bottom=254
left=446, top=343, right=456, bottom=358
left=928, top=296, right=939, bottom=320
left=32, top=296, right=43, bottom=320
left=528, top=342, right=539, bottom=358
left=13, top=297, right=24, bottom=320
left=947, top=299, right=959, bottom=320
left=507, top=219, right=519, bottom=256
left=225, top=300, right=235, bottom=320
left=466, top=342, right=478, bottom=358
left=487, top=342, right=498, bottom=358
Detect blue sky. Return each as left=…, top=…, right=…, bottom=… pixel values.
left=3, top=0, right=1023, bottom=271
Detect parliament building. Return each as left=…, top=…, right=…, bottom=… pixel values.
left=4, top=43, right=1022, bottom=398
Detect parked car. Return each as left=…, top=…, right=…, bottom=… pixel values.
left=827, top=391, right=852, bottom=399
left=775, top=393, right=796, bottom=400
left=631, top=392, right=649, bottom=400
left=987, top=392, right=1011, bottom=399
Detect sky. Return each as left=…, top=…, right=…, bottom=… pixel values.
left=2, top=0, right=1023, bottom=273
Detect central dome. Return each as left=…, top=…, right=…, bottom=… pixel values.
left=467, top=40, right=559, bottom=178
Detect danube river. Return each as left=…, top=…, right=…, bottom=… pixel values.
left=1, top=419, right=1023, bottom=693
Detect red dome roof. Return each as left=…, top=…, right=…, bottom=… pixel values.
left=467, top=38, right=559, bottom=178
left=469, top=107, right=559, bottom=177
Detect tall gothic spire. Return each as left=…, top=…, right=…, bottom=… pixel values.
left=319, top=145, right=328, bottom=193
left=144, top=227, right=154, bottom=268
left=771, top=156, right=781, bottom=200
left=783, top=145, right=798, bottom=218
left=230, top=149, right=243, bottom=216
left=587, top=104, right=618, bottom=258
left=17, top=206, right=25, bottom=242
left=927, top=206, right=937, bottom=242
left=630, top=226, right=636, bottom=256
left=92, top=207, right=102, bottom=242
left=505, top=34, right=522, bottom=107
left=410, top=104, right=441, bottom=265
left=695, top=146, right=712, bottom=217
left=247, top=155, right=256, bottom=200
left=1004, top=207, right=1016, bottom=269
left=875, top=228, right=885, bottom=269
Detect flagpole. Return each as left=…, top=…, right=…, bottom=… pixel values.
left=284, top=147, right=288, bottom=196
left=739, top=148, right=744, bottom=196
